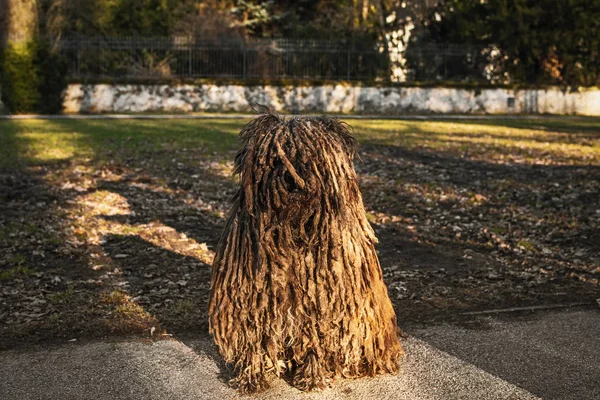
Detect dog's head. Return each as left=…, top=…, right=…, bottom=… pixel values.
left=232, top=114, right=360, bottom=229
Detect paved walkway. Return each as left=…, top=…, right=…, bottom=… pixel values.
left=1, top=308, right=598, bottom=399
left=0, top=337, right=536, bottom=400
left=412, top=308, right=600, bottom=400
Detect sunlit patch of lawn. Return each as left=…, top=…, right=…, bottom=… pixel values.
left=0, top=119, right=242, bottom=168
left=15, top=131, right=86, bottom=162
left=350, top=119, right=600, bottom=165
left=1, top=117, right=598, bottom=168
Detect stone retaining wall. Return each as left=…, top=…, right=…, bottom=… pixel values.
left=63, top=84, right=600, bottom=115
left=4, top=84, right=600, bottom=115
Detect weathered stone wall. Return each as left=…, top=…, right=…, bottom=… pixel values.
left=0, top=83, right=584, bottom=116
left=2, top=83, right=599, bottom=115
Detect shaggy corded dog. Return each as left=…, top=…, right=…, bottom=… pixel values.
left=209, top=114, right=402, bottom=393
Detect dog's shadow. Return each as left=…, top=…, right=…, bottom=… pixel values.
left=179, top=335, right=237, bottom=386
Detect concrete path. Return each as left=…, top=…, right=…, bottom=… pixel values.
left=411, top=308, right=600, bottom=400
left=0, top=336, right=536, bottom=400
left=1, top=308, right=598, bottom=399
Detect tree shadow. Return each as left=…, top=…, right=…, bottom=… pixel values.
left=2, top=115, right=599, bottom=350
left=356, top=124, right=599, bottom=166
left=0, top=162, right=110, bottom=349
left=360, top=140, right=599, bottom=192
left=353, top=137, right=600, bottom=321
left=101, top=233, right=212, bottom=334
left=0, top=118, right=240, bottom=348
left=94, top=171, right=231, bottom=251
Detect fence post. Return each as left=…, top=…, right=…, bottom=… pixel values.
left=443, top=47, right=447, bottom=80
left=243, top=46, right=247, bottom=79
left=132, top=36, right=136, bottom=77
left=76, top=35, right=81, bottom=77
left=188, top=38, right=192, bottom=77
left=347, top=50, right=351, bottom=81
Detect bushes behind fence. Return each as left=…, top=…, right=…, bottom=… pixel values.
left=0, top=40, right=68, bottom=114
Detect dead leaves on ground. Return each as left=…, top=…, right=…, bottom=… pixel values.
left=1, top=121, right=599, bottom=347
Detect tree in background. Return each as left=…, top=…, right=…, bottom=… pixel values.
left=1, top=0, right=69, bottom=113
left=0, top=0, right=41, bottom=113
left=0, top=0, right=39, bottom=42
left=37, top=0, right=431, bottom=40
left=25, top=1, right=441, bottom=82
left=416, top=0, right=600, bottom=86
left=3, top=1, right=598, bottom=88
left=42, top=0, right=177, bottom=37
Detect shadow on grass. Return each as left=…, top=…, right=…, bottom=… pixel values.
left=353, top=123, right=599, bottom=165
left=0, top=118, right=240, bottom=348
left=0, top=159, right=110, bottom=349
left=101, top=234, right=212, bottom=334
left=96, top=178, right=226, bottom=250
left=1, top=116, right=599, bottom=351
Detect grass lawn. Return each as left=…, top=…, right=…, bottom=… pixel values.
left=1, top=116, right=599, bottom=348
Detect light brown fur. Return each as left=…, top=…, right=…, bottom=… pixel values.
left=208, top=114, right=402, bottom=393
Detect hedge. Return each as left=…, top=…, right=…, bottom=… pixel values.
left=0, top=40, right=68, bottom=114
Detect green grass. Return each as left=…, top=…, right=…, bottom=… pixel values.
left=0, top=117, right=598, bottom=170
left=0, top=119, right=243, bottom=169
left=0, top=265, right=33, bottom=281
left=349, top=119, right=600, bottom=164
left=48, top=286, right=75, bottom=304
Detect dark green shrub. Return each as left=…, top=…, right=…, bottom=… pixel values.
left=35, top=40, right=68, bottom=114
left=0, top=40, right=68, bottom=114
left=0, top=41, right=40, bottom=113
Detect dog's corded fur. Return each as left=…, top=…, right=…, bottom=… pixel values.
left=209, top=114, right=402, bottom=393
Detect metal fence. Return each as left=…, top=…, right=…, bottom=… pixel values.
left=56, top=36, right=390, bottom=81
left=2, top=35, right=530, bottom=83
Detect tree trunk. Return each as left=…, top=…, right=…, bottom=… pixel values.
left=0, top=0, right=38, bottom=44
left=209, top=114, right=403, bottom=393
